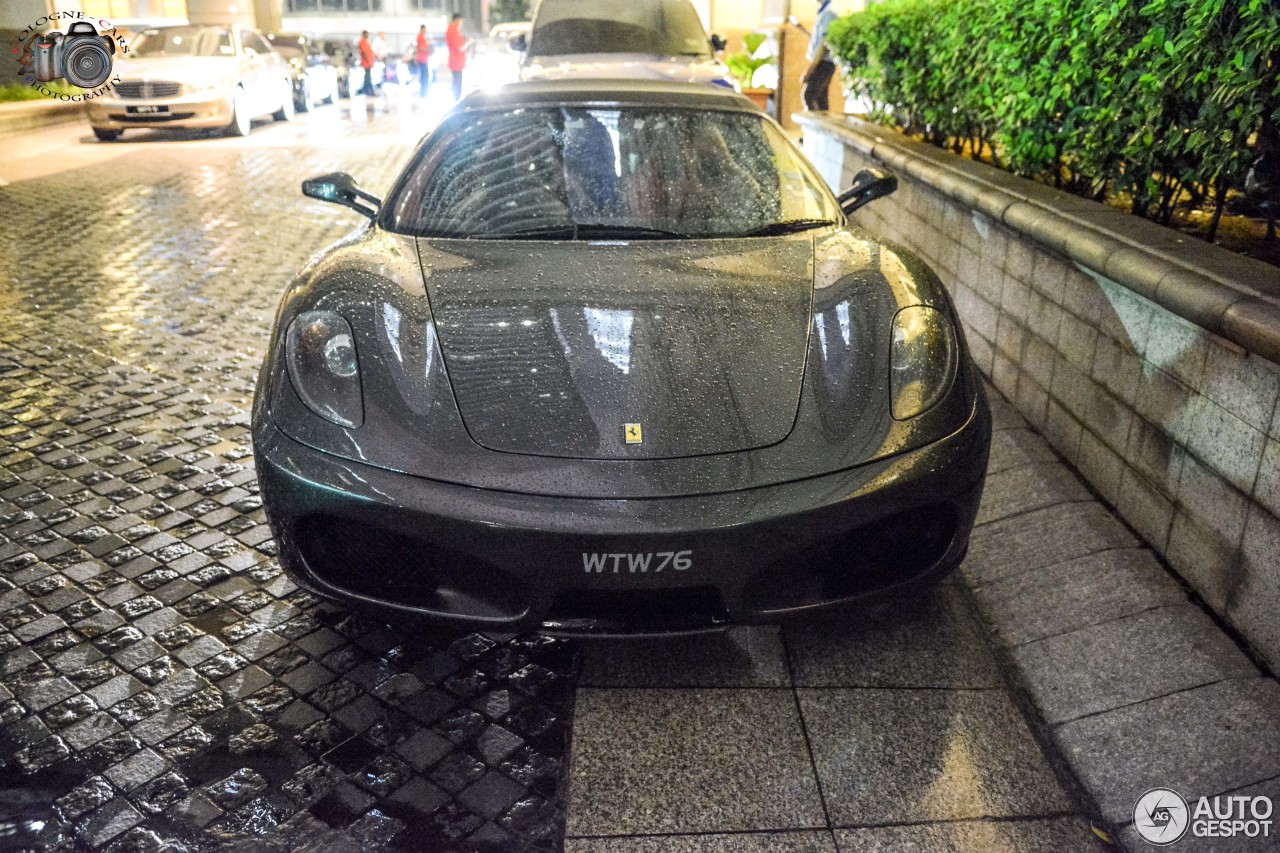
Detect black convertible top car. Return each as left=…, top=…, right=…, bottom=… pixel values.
left=253, top=80, right=991, bottom=634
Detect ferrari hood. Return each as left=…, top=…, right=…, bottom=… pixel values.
left=416, top=235, right=814, bottom=460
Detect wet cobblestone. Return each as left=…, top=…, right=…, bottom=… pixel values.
left=0, top=116, right=579, bottom=852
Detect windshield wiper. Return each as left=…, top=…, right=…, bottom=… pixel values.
left=482, top=224, right=579, bottom=240
left=454, top=224, right=689, bottom=241
left=740, top=219, right=837, bottom=237
left=573, top=224, right=687, bottom=240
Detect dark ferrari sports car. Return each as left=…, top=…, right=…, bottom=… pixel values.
left=252, top=79, right=991, bottom=634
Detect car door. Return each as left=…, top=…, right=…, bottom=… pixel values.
left=239, top=29, right=275, bottom=114
left=233, top=29, right=259, bottom=113
left=250, top=30, right=287, bottom=97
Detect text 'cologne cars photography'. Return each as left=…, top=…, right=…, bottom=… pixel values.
left=252, top=80, right=991, bottom=635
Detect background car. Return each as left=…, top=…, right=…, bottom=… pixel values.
left=515, top=0, right=734, bottom=88
left=265, top=32, right=339, bottom=111
left=314, top=38, right=354, bottom=99
left=253, top=80, right=990, bottom=635
left=490, top=20, right=531, bottom=48
left=86, top=24, right=294, bottom=140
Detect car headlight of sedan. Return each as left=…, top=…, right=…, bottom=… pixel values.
left=183, top=80, right=225, bottom=95
left=285, top=310, right=363, bottom=428
left=890, top=305, right=957, bottom=420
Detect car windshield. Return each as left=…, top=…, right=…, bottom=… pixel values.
left=383, top=106, right=840, bottom=240
left=131, top=26, right=233, bottom=58
left=267, top=35, right=304, bottom=58
left=528, top=0, right=710, bottom=58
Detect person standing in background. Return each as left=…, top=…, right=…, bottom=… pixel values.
left=372, top=30, right=388, bottom=90
left=357, top=30, right=376, bottom=97
left=802, top=0, right=838, bottom=111
left=446, top=14, right=470, bottom=102
left=415, top=24, right=432, bottom=98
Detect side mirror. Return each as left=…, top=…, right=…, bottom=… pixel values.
left=302, top=171, right=381, bottom=219
left=710, top=34, right=728, bottom=52
left=508, top=33, right=527, bottom=53
left=837, top=168, right=897, bottom=215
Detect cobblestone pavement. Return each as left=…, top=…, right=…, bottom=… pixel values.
left=0, top=106, right=577, bottom=853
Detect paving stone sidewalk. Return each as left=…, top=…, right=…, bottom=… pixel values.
left=965, top=389, right=1280, bottom=852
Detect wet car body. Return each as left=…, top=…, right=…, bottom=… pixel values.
left=87, top=24, right=293, bottom=139
left=253, top=80, right=991, bottom=635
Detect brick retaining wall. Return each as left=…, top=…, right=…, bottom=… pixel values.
left=799, top=113, right=1280, bottom=672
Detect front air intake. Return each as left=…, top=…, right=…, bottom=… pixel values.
left=295, top=516, right=528, bottom=619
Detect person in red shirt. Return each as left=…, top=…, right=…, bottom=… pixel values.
left=445, top=14, right=470, bottom=102
left=356, top=30, right=376, bottom=97
left=415, top=24, right=431, bottom=98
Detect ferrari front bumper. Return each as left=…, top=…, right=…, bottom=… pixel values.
left=253, top=394, right=990, bottom=635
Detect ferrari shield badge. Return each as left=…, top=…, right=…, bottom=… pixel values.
left=624, top=423, right=643, bottom=445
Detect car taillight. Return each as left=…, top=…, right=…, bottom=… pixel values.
left=285, top=310, right=363, bottom=428
left=889, top=305, right=957, bottom=420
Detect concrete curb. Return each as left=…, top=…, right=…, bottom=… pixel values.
left=963, top=388, right=1280, bottom=852
left=0, top=98, right=84, bottom=135
left=796, top=113, right=1280, bottom=366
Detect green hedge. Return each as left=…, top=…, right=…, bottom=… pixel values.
left=827, top=0, right=1280, bottom=235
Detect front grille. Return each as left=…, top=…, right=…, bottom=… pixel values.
left=114, top=80, right=182, bottom=99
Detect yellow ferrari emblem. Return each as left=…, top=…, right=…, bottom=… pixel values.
left=624, top=423, right=643, bottom=444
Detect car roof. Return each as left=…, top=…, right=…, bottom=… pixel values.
left=456, top=79, right=757, bottom=113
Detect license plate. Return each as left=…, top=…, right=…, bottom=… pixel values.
left=581, top=550, right=693, bottom=574
left=127, top=105, right=168, bottom=114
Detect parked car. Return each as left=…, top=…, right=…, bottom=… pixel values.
left=86, top=24, right=293, bottom=140
left=514, top=0, right=733, bottom=88
left=253, top=80, right=991, bottom=635
left=265, top=32, right=339, bottom=111
left=490, top=21, right=530, bottom=51
left=314, top=38, right=354, bottom=99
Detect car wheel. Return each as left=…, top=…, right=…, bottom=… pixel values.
left=226, top=87, right=251, bottom=137
left=296, top=80, right=312, bottom=113
left=273, top=82, right=295, bottom=122
left=92, top=128, right=121, bottom=142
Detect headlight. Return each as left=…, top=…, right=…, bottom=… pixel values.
left=890, top=305, right=957, bottom=420
left=285, top=310, right=363, bottom=428
left=183, top=81, right=225, bottom=95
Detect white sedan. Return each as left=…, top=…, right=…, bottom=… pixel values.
left=86, top=24, right=294, bottom=140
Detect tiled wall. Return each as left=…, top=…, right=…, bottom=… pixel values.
left=805, top=128, right=1280, bottom=672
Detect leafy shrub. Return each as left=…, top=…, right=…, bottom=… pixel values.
left=0, top=80, right=79, bottom=102
left=827, top=0, right=1280, bottom=238
left=725, top=33, right=776, bottom=89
